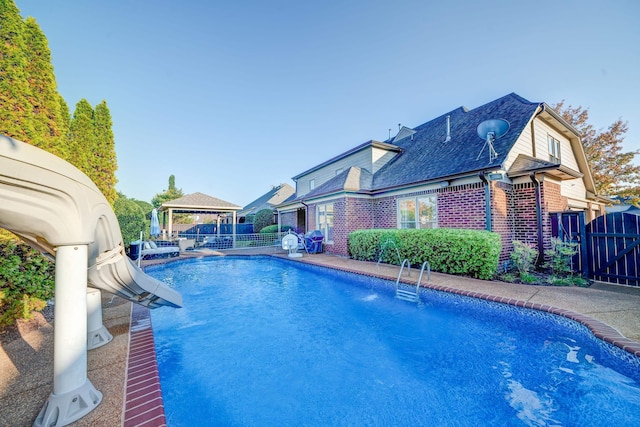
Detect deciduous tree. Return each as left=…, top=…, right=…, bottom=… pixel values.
left=553, top=101, right=640, bottom=205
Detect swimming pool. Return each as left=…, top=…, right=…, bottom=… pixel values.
left=148, top=257, right=640, bottom=426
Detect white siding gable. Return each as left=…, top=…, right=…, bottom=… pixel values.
left=296, top=148, right=372, bottom=196
left=295, top=144, right=399, bottom=197
left=504, top=115, right=589, bottom=206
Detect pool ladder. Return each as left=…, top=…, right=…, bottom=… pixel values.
left=395, top=260, right=430, bottom=303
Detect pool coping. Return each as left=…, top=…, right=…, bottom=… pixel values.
left=123, top=304, right=167, bottom=427
left=122, top=253, right=640, bottom=426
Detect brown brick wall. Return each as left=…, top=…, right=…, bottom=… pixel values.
left=541, top=180, right=567, bottom=252
left=372, top=196, right=397, bottom=229
left=280, top=211, right=298, bottom=231
left=438, top=183, right=486, bottom=229
left=293, top=179, right=562, bottom=271
left=492, top=181, right=514, bottom=265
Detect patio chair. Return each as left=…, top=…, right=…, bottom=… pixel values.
left=129, top=240, right=179, bottom=260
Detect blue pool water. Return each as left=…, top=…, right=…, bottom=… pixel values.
left=148, top=257, right=640, bottom=426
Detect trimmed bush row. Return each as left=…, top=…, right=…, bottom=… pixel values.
left=260, top=224, right=295, bottom=234
left=348, top=228, right=501, bottom=280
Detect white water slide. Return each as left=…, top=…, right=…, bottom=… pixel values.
left=0, top=136, right=182, bottom=426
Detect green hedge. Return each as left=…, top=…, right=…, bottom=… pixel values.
left=348, top=228, right=501, bottom=280
left=0, top=237, right=55, bottom=326
left=259, top=225, right=295, bottom=234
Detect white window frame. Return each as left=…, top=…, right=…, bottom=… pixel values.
left=309, top=179, right=315, bottom=191
left=397, top=195, right=437, bottom=229
left=316, top=203, right=334, bottom=243
left=336, top=168, right=343, bottom=176
left=548, top=135, right=561, bottom=163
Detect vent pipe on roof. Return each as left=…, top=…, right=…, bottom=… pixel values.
left=444, top=115, right=451, bottom=143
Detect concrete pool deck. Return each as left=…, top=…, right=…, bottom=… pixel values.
left=1, top=248, right=639, bottom=426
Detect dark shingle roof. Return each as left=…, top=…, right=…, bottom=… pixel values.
left=162, top=192, right=241, bottom=210
left=372, top=93, right=540, bottom=190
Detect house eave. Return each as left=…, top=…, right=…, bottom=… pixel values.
left=160, top=204, right=242, bottom=212
left=507, top=164, right=583, bottom=181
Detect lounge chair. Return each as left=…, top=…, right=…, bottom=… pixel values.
left=129, top=240, right=179, bottom=260
left=177, top=238, right=195, bottom=252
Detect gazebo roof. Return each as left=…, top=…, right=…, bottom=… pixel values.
left=160, top=192, right=242, bottom=212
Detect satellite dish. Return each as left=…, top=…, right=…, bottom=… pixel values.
left=476, top=119, right=510, bottom=162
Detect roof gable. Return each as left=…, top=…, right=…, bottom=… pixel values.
left=239, top=183, right=295, bottom=215
left=292, top=140, right=400, bottom=180
left=293, top=166, right=373, bottom=200
left=392, top=126, right=417, bottom=143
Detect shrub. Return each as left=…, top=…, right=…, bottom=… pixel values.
left=253, top=209, right=275, bottom=234
left=349, top=228, right=501, bottom=280
left=544, top=237, right=578, bottom=276
left=259, top=225, right=295, bottom=234
left=511, top=240, right=538, bottom=276
left=259, top=225, right=279, bottom=234
left=0, top=237, right=55, bottom=327
left=114, top=193, right=147, bottom=246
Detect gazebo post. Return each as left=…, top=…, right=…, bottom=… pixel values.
left=232, top=211, right=237, bottom=248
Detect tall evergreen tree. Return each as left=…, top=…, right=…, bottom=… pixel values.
left=0, top=0, right=35, bottom=142
left=22, top=17, right=65, bottom=156
left=152, top=175, right=184, bottom=208
left=56, top=95, right=72, bottom=161
left=553, top=102, right=640, bottom=205
left=94, top=101, right=118, bottom=205
left=69, top=99, right=95, bottom=176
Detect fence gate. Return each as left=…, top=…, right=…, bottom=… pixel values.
left=552, top=211, right=640, bottom=286
left=585, top=212, right=640, bottom=286
left=550, top=211, right=588, bottom=276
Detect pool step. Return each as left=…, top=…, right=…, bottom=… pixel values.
left=394, top=260, right=430, bottom=304
left=396, top=288, right=419, bottom=302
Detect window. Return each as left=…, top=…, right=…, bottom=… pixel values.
left=548, top=135, right=560, bottom=163
left=336, top=168, right=343, bottom=176
left=317, top=203, right=334, bottom=243
left=309, top=179, right=315, bottom=191
left=398, top=195, right=437, bottom=229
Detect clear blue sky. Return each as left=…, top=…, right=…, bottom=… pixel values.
left=15, top=0, right=640, bottom=206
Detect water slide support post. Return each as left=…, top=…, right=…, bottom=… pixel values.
left=33, top=245, right=102, bottom=427
left=87, top=288, right=113, bottom=350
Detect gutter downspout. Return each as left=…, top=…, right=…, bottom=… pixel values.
left=530, top=172, right=544, bottom=265
left=479, top=172, right=491, bottom=231
left=300, top=200, right=309, bottom=233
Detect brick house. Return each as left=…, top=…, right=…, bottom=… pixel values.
left=276, top=93, right=605, bottom=264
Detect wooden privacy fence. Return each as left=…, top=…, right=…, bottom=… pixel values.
left=551, top=211, right=640, bottom=287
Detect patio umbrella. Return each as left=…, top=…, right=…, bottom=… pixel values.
left=150, top=208, right=161, bottom=237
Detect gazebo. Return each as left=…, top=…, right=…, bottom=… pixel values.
left=159, top=192, right=242, bottom=246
